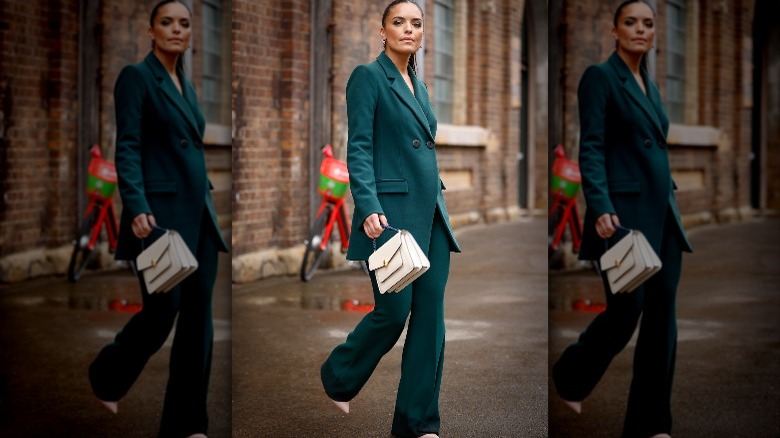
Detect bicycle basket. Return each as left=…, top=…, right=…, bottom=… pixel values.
left=87, top=157, right=118, bottom=199
left=551, top=156, right=581, bottom=200
left=318, top=157, right=349, bottom=200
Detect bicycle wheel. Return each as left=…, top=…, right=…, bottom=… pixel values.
left=300, top=206, right=332, bottom=282
left=67, top=210, right=99, bottom=282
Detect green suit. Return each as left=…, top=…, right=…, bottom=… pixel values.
left=553, top=52, right=693, bottom=437
left=321, top=52, right=459, bottom=438
left=89, top=52, right=227, bottom=437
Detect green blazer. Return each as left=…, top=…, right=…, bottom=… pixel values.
left=578, top=52, right=693, bottom=260
left=345, top=51, right=461, bottom=261
left=113, top=52, right=228, bottom=260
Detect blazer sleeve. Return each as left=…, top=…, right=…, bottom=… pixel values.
left=578, top=65, right=615, bottom=218
left=114, top=65, right=152, bottom=220
left=345, top=65, right=383, bottom=227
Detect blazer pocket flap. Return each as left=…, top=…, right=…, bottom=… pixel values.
left=145, top=180, right=177, bottom=193
left=375, top=179, right=409, bottom=194
left=608, top=180, right=640, bottom=193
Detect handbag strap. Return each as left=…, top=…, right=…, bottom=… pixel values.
left=140, top=225, right=169, bottom=251
left=372, top=223, right=402, bottom=252
left=603, top=225, right=632, bottom=251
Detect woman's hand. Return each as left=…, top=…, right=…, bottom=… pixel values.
left=363, top=213, right=388, bottom=239
left=595, top=213, right=620, bottom=239
left=132, top=213, right=157, bottom=239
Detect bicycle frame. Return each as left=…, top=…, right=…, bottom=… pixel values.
left=314, top=196, right=349, bottom=252
left=82, top=194, right=118, bottom=251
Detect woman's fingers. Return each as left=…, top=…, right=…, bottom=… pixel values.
left=363, top=213, right=386, bottom=239
left=132, top=213, right=153, bottom=239
left=596, top=213, right=617, bottom=239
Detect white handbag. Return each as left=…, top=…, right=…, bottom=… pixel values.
left=600, top=227, right=662, bottom=293
left=368, top=225, right=430, bottom=294
left=136, top=228, right=198, bottom=293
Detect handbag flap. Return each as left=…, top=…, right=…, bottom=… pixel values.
left=375, top=250, right=405, bottom=284
left=600, top=232, right=635, bottom=274
left=158, top=233, right=199, bottom=292
left=368, top=231, right=403, bottom=271
left=389, top=231, right=431, bottom=293
left=136, top=232, right=171, bottom=271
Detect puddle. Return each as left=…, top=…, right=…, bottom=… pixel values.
left=554, top=318, right=722, bottom=344
left=244, top=277, right=375, bottom=312
left=96, top=318, right=231, bottom=344
left=327, top=318, right=491, bottom=345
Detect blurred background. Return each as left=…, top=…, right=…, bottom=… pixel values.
left=0, top=1, right=232, bottom=436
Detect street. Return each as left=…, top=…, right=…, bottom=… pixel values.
left=549, top=219, right=780, bottom=437
left=232, top=219, right=549, bottom=437
left=0, top=252, right=232, bottom=437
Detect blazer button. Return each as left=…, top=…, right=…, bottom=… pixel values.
left=426, top=140, right=435, bottom=149
left=643, top=138, right=652, bottom=148
left=180, top=139, right=189, bottom=148
left=412, top=139, right=420, bottom=148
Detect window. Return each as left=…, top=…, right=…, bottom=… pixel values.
left=202, top=0, right=230, bottom=128
left=433, top=0, right=454, bottom=123
left=666, top=0, right=686, bottom=123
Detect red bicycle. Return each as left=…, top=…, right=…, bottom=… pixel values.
left=300, top=145, right=367, bottom=281
left=67, top=145, right=119, bottom=282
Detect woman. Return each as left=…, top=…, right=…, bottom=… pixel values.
left=88, top=1, right=228, bottom=437
left=320, top=1, right=460, bottom=437
left=552, top=1, right=693, bottom=437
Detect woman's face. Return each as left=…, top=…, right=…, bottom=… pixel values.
left=612, top=2, right=655, bottom=56
left=380, top=3, right=424, bottom=59
left=148, top=2, right=192, bottom=56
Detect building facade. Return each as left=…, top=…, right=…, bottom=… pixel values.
left=0, top=0, right=232, bottom=282
left=549, top=0, right=780, bottom=264
left=232, top=0, right=547, bottom=282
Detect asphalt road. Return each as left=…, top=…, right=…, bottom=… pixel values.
left=232, top=219, right=549, bottom=437
left=0, top=251, right=232, bottom=437
left=548, top=219, right=780, bottom=437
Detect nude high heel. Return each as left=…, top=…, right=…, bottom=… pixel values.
left=99, top=400, right=118, bottom=414
left=330, top=398, right=349, bottom=414
left=563, top=399, right=581, bottom=414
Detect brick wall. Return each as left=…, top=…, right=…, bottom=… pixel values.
left=557, top=0, right=757, bottom=225
left=232, top=0, right=534, bottom=261
left=232, top=0, right=312, bottom=256
left=0, top=0, right=231, bottom=266
left=0, top=1, right=80, bottom=258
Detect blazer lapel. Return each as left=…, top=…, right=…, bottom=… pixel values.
left=412, top=75, right=437, bottom=138
left=144, top=53, right=202, bottom=138
left=377, top=52, right=435, bottom=140
left=609, top=52, right=665, bottom=138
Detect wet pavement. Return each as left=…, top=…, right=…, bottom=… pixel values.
left=0, top=252, right=232, bottom=437
left=232, top=219, right=549, bottom=437
left=549, top=219, right=780, bottom=437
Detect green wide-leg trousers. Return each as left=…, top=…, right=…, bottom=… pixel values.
left=321, top=209, right=451, bottom=438
left=89, top=210, right=220, bottom=438
left=552, top=211, right=684, bottom=437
